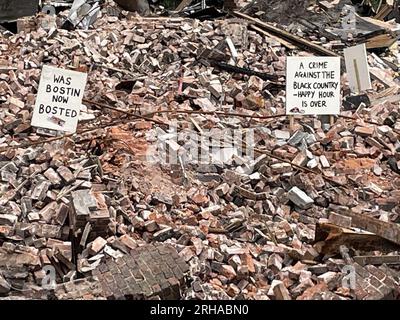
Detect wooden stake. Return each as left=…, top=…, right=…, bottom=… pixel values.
left=353, top=58, right=361, bottom=93
left=329, top=115, right=335, bottom=126
left=289, top=115, right=295, bottom=131
left=73, top=56, right=80, bottom=68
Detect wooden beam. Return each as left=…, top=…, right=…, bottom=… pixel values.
left=336, top=208, right=400, bottom=246
left=250, top=25, right=296, bottom=50
left=374, top=3, right=393, bottom=20
left=366, top=33, right=397, bottom=49
left=175, top=0, right=192, bottom=12
left=233, top=11, right=339, bottom=57
left=354, top=255, right=400, bottom=266
left=314, top=223, right=399, bottom=255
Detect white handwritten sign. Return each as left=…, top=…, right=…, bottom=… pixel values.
left=344, top=44, right=371, bottom=93
left=286, top=57, right=341, bottom=115
left=31, top=65, right=88, bottom=133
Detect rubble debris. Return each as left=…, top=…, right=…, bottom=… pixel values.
left=70, top=189, right=111, bottom=241
left=66, top=0, right=102, bottom=30
left=93, top=244, right=189, bottom=299
left=113, top=0, right=150, bottom=14
left=0, top=0, right=38, bottom=22
left=0, top=0, right=399, bottom=302
left=53, top=277, right=105, bottom=300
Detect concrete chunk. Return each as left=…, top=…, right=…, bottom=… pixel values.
left=0, top=214, right=17, bottom=226
left=44, top=167, right=62, bottom=185
left=273, top=129, right=290, bottom=140
left=89, top=237, right=107, bottom=255
left=288, top=187, right=314, bottom=209
left=31, top=181, right=51, bottom=201
left=273, top=282, right=292, bottom=300
left=57, top=166, right=75, bottom=184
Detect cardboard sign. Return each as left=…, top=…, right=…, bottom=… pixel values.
left=286, top=57, right=341, bottom=115
left=31, top=66, right=87, bottom=133
left=344, top=44, right=371, bottom=93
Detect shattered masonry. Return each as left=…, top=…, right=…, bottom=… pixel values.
left=0, top=0, right=400, bottom=300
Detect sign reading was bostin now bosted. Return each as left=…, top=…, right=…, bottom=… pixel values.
left=31, top=65, right=88, bottom=133
left=286, top=57, right=341, bottom=115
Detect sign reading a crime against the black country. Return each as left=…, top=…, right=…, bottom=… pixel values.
left=31, top=65, right=88, bottom=133
left=286, top=57, right=341, bottom=115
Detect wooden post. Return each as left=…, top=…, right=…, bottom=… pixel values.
left=329, top=115, right=335, bottom=126
left=353, top=58, right=361, bottom=93
left=289, top=115, right=295, bottom=131
left=73, top=56, right=80, bottom=69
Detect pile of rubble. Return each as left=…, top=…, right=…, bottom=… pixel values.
left=0, top=0, right=400, bottom=300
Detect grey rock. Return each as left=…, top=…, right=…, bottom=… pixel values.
left=288, top=131, right=307, bottom=146
left=44, top=168, right=62, bottom=185
left=31, top=181, right=51, bottom=201
left=57, top=166, right=75, bottom=184
left=287, top=187, right=314, bottom=209
left=0, top=214, right=17, bottom=226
